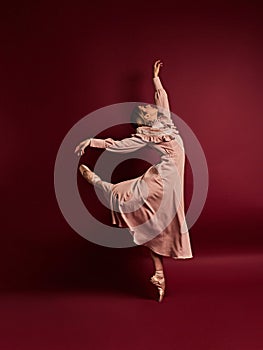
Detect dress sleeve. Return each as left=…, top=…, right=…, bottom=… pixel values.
left=153, top=77, right=173, bottom=125
left=89, top=136, right=147, bottom=153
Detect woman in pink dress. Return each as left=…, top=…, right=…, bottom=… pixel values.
left=75, top=60, right=193, bottom=302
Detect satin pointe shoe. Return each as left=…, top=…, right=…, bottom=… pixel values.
left=79, top=164, right=103, bottom=186
left=79, top=164, right=95, bottom=183
left=79, top=164, right=102, bottom=186
left=150, top=270, right=166, bottom=302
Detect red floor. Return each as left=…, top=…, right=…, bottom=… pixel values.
left=0, top=251, right=262, bottom=350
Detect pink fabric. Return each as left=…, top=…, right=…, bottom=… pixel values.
left=88, top=77, right=193, bottom=259
left=131, top=76, right=180, bottom=142
left=153, top=76, right=173, bottom=124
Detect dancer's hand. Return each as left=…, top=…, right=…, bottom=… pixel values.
left=153, top=59, right=163, bottom=78
left=74, top=139, right=91, bottom=157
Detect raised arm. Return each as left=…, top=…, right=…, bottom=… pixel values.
left=153, top=60, right=173, bottom=125
left=75, top=136, right=146, bottom=157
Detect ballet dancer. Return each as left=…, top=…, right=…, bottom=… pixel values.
left=75, top=60, right=193, bottom=302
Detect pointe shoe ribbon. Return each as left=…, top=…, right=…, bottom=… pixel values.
left=150, top=275, right=165, bottom=286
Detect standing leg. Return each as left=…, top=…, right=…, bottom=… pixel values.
left=150, top=250, right=164, bottom=271
left=150, top=249, right=166, bottom=302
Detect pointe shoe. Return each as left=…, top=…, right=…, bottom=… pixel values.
left=150, top=271, right=166, bottom=302
left=79, top=164, right=94, bottom=183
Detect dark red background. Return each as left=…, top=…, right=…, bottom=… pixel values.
left=1, top=0, right=262, bottom=349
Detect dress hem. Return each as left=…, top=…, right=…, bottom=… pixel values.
left=145, top=247, right=193, bottom=259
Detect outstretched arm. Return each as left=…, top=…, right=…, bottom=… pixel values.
left=75, top=136, right=146, bottom=157
left=153, top=60, right=173, bottom=124
left=90, top=136, right=146, bottom=153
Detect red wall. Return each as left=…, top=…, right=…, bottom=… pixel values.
left=1, top=0, right=263, bottom=289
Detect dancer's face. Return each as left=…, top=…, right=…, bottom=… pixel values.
left=137, top=104, right=158, bottom=125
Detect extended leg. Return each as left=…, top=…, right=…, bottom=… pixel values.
left=79, top=164, right=114, bottom=194
left=79, top=164, right=99, bottom=184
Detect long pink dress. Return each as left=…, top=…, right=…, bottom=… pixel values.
left=88, top=77, right=193, bottom=259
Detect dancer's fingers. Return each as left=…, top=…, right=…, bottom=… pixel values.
left=154, top=59, right=160, bottom=68
left=157, top=59, right=161, bottom=64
